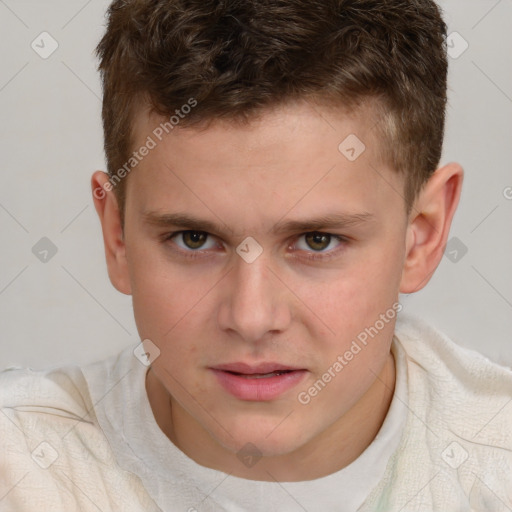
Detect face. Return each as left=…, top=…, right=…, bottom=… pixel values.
left=115, top=100, right=408, bottom=465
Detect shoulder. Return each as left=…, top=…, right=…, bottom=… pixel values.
left=394, top=313, right=512, bottom=402
left=388, top=315, right=512, bottom=508
left=0, top=358, right=157, bottom=511
left=0, top=363, right=93, bottom=418
left=361, top=315, right=512, bottom=511
left=394, top=314, right=512, bottom=439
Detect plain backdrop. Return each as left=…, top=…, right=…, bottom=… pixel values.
left=0, top=0, right=511, bottom=370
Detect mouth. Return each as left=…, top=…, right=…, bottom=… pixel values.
left=210, top=362, right=307, bottom=401
left=223, top=369, right=295, bottom=379
left=212, top=362, right=304, bottom=374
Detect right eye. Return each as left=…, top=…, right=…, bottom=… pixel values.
left=167, top=230, right=219, bottom=251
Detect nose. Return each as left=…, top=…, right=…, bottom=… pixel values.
left=217, top=254, right=292, bottom=344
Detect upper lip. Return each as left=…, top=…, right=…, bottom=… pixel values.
left=211, top=362, right=304, bottom=374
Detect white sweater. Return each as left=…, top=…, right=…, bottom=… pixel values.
left=1, top=315, right=511, bottom=511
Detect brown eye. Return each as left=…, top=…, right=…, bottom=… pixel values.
left=182, top=231, right=208, bottom=249
left=166, top=230, right=220, bottom=257
left=304, top=232, right=332, bottom=251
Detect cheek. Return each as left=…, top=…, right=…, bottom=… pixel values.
left=326, top=268, right=400, bottom=320
left=127, top=246, right=219, bottom=375
left=132, top=280, right=209, bottom=352
left=298, top=271, right=398, bottom=417
left=127, top=241, right=204, bottom=334
left=349, top=235, right=404, bottom=301
left=302, top=239, right=403, bottom=353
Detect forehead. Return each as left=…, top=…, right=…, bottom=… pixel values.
left=133, top=98, right=381, bottom=157
left=125, top=100, right=405, bottom=227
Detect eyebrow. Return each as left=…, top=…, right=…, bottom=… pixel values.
left=271, top=211, right=375, bottom=235
left=142, top=211, right=375, bottom=236
left=143, top=212, right=236, bottom=235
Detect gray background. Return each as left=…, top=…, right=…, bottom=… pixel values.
left=0, top=0, right=511, bottom=370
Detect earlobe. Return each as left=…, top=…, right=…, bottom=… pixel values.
left=91, top=171, right=132, bottom=295
left=400, top=163, right=464, bottom=293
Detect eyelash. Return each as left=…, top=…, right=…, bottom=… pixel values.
left=163, top=230, right=349, bottom=262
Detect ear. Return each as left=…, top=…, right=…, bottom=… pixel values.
left=400, top=162, right=464, bottom=293
left=91, top=171, right=132, bottom=295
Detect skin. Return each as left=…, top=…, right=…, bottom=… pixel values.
left=92, top=100, right=463, bottom=482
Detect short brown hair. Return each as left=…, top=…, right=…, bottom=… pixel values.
left=96, top=0, right=448, bottom=214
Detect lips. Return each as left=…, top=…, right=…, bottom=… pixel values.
left=212, top=362, right=302, bottom=375
left=231, top=370, right=292, bottom=379
left=210, top=362, right=307, bottom=401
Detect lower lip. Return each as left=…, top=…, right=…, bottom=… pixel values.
left=211, top=369, right=307, bottom=401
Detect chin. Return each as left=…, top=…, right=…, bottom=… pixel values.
left=212, top=419, right=311, bottom=458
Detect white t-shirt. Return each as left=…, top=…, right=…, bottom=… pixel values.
left=1, top=314, right=511, bottom=511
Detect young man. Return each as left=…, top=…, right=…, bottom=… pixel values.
left=1, top=0, right=511, bottom=510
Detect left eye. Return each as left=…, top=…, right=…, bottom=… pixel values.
left=171, top=231, right=218, bottom=250
left=295, top=232, right=342, bottom=252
